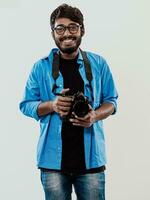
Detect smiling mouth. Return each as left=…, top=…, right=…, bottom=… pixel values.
left=60, top=36, right=76, bottom=41
left=62, top=38, right=76, bottom=45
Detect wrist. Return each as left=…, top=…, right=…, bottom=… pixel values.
left=49, top=101, right=55, bottom=113
left=93, top=110, right=98, bottom=122
left=94, top=109, right=102, bottom=121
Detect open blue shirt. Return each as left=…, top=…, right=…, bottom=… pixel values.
left=19, top=48, right=118, bottom=170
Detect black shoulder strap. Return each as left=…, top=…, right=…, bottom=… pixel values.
left=52, top=53, right=60, bottom=81
left=80, top=49, right=93, bottom=81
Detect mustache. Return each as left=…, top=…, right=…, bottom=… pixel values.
left=60, top=36, right=76, bottom=42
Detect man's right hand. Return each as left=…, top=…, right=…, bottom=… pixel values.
left=52, top=88, right=72, bottom=118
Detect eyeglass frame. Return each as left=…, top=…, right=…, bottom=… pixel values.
left=52, top=23, right=82, bottom=35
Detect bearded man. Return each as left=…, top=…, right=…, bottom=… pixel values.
left=20, top=4, right=118, bottom=200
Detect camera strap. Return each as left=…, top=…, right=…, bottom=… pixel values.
left=52, top=53, right=60, bottom=82
left=52, top=49, right=93, bottom=100
left=80, top=49, right=93, bottom=82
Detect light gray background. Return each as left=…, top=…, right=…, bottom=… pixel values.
left=0, top=0, right=150, bottom=199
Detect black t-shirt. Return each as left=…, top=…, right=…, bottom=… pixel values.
left=59, top=55, right=86, bottom=173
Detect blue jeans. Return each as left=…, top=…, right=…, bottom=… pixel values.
left=40, top=170, right=105, bottom=200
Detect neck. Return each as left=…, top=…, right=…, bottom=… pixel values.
left=60, top=49, right=79, bottom=60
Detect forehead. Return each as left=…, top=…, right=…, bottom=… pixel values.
left=54, top=18, right=78, bottom=27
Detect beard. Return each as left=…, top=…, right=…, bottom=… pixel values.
left=54, top=35, right=82, bottom=54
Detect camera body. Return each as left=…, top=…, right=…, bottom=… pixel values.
left=63, top=91, right=90, bottom=121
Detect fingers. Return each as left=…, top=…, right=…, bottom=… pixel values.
left=57, top=99, right=72, bottom=106
left=53, top=88, right=73, bottom=117
left=69, top=118, right=91, bottom=127
left=72, top=112, right=91, bottom=121
left=58, top=96, right=72, bottom=103
left=58, top=88, right=73, bottom=102
left=56, top=102, right=71, bottom=117
left=56, top=96, right=72, bottom=111
left=59, top=110, right=69, bottom=118
left=57, top=105, right=71, bottom=112
left=69, top=109, right=95, bottom=127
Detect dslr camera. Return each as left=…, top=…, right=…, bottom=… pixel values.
left=61, top=91, right=90, bottom=121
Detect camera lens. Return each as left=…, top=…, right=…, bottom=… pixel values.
left=72, top=100, right=89, bottom=117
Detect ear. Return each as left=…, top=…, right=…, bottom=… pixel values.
left=81, top=27, right=85, bottom=36
left=51, top=31, right=55, bottom=39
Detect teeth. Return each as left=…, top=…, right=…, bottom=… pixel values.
left=64, top=39, right=73, bottom=41
left=62, top=38, right=75, bottom=45
left=62, top=39, right=74, bottom=44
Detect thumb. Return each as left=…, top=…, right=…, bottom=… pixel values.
left=61, top=88, right=70, bottom=95
left=88, top=104, right=93, bottom=111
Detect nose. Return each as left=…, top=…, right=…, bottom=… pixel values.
left=63, top=27, right=72, bottom=36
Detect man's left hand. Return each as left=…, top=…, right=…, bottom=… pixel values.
left=69, top=105, right=96, bottom=127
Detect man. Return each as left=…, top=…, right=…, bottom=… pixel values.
left=20, top=4, right=118, bottom=200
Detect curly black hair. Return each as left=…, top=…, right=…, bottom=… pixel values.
left=50, top=4, right=85, bottom=35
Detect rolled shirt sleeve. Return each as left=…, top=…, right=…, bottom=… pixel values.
left=101, top=60, right=118, bottom=114
left=19, top=64, right=41, bottom=121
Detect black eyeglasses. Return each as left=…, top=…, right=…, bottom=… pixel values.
left=53, top=23, right=82, bottom=35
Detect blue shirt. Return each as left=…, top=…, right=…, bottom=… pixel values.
left=19, top=48, right=118, bottom=170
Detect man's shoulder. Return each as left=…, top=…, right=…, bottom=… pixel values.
left=27, top=56, right=49, bottom=79
left=34, top=56, right=49, bottom=66
left=85, top=50, right=106, bottom=65
left=33, top=48, right=57, bottom=68
left=32, top=54, right=51, bottom=73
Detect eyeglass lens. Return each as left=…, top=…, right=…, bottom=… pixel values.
left=54, top=24, right=80, bottom=35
